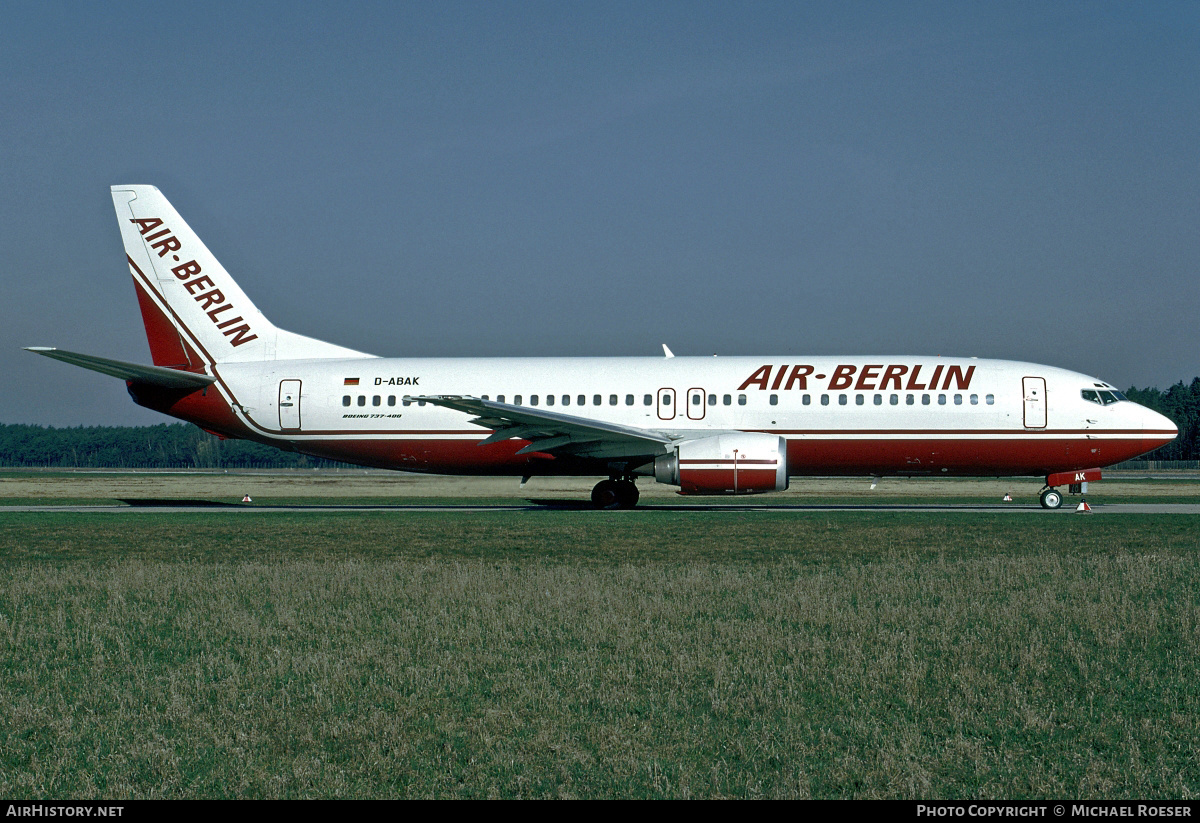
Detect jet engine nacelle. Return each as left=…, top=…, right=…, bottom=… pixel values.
left=654, top=433, right=789, bottom=495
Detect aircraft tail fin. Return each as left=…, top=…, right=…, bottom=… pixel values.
left=111, top=185, right=372, bottom=368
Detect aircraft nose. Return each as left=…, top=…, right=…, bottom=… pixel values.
left=1141, top=406, right=1178, bottom=452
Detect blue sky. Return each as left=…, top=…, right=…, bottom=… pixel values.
left=2, top=1, right=1197, bottom=426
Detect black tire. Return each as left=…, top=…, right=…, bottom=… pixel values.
left=1040, top=488, right=1063, bottom=509
left=591, top=479, right=621, bottom=509
left=614, top=480, right=640, bottom=509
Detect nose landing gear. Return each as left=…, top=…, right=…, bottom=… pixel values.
left=1040, top=470, right=1101, bottom=509
left=1038, top=487, right=1063, bottom=509
left=591, top=477, right=640, bottom=509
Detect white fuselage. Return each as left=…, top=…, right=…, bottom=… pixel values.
left=195, top=354, right=1174, bottom=477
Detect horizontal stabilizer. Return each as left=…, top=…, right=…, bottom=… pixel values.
left=24, top=347, right=216, bottom=390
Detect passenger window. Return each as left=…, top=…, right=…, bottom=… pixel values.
left=515, top=395, right=523, bottom=405
left=625, top=394, right=634, bottom=406
left=970, top=394, right=978, bottom=405
left=645, top=395, right=653, bottom=406
left=531, top=395, right=539, bottom=406
left=562, top=395, right=569, bottom=406
left=388, top=395, right=396, bottom=406
left=938, top=394, right=946, bottom=405
left=738, top=394, right=747, bottom=406
left=593, top=395, right=601, bottom=406
left=954, top=394, right=962, bottom=405
left=403, top=398, right=412, bottom=407
left=357, top=395, right=366, bottom=406
left=770, top=394, right=778, bottom=406
left=803, top=394, right=811, bottom=406
left=545, top=395, right=554, bottom=406
left=695, top=394, right=704, bottom=405
left=905, top=394, right=914, bottom=405
left=373, top=395, right=381, bottom=406
left=708, top=394, right=716, bottom=405
left=342, top=395, right=351, bottom=407
left=662, top=394, right=671, bottom=406
left=578, top=395, right=586, bottom=406
left=838, top=394, right=847, bottom=406
left=921, top=394, right=930, bottom=405
left=417, top=400, right=426, bottom=407
left=874, top=394, right=882, bottom=406
left=821, top=394, right=830, bottom=406
left=890, top=394, right=898, bottom=406
left=609, top=395, right=618, bottom=406
left=856, top=394, right=864, bottom=405
left=986, top=394, right=994, bottom=405
left=723, top=395, right=732, bottom=406
left=497, top=395, right=505, bottom=403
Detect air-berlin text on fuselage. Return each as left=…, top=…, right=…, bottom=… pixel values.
left=738, top=363, right=976, bottom=392
left=129, top=218, right=258, bottom=348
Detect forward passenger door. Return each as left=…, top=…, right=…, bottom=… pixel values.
left=1022, top=377, right=1046, bottom=429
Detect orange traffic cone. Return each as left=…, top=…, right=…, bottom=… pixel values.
left=1075, top=501, right=1092, bottom=513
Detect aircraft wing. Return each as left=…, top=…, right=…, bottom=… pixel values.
left=412, top=395, right=676, bottom=459
left=24, top=347, right=216, bottom=390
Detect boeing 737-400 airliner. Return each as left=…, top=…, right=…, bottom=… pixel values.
left=26, top=186, right=1178, bottom=508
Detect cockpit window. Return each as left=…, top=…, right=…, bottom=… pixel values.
left=1082, top=389, right=1123, bottom=406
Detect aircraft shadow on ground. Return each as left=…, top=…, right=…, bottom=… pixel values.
left=118, top=498, right=245, bottom=507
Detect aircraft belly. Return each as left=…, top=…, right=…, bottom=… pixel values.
left=782, top=434, right=1110, bottom=477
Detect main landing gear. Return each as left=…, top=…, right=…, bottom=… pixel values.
left=591, top=477, right=640, bottom=509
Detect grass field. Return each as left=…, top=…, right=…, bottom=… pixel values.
left=2, top=472, right=1199, bottom=798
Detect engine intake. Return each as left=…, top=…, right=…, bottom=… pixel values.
left=655, top=433, right=789, bottom=495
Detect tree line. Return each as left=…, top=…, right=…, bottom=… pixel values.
left=0, top=423, right=349, bottom=469
left=1, top=378, right=1198, bottom=468
left=1122, top=377, right=1200, bottom=461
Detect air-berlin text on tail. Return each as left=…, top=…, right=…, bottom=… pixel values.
left=738, top=363, right=976, bottom=392
left=129, top=218, right=258, bottom=348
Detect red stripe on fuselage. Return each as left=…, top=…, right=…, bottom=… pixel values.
left=258, top=431, right=1166, bottom=478
left=783, top=434, right=1165, bottom=476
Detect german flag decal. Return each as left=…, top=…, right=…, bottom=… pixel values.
left=344, top=377, right=360, bottom=386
